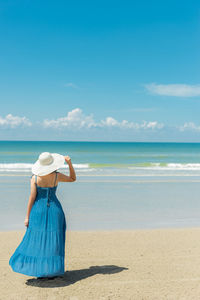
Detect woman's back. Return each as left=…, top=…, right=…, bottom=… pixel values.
left=35, top=171, right=58, bottom=188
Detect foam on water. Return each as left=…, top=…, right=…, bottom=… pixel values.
left=128, top=163, right=200, bottom=170
left=0, top=163, right=90, bottom=172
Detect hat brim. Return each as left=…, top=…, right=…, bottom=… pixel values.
left=32, top=153, right=65, bottom=176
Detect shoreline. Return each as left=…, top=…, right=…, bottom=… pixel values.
left=2, top=225, right=200, bottom=233
left=2, top=174, right=200, bottom=234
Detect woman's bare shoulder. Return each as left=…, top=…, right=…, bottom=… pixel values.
left=30, top=174, right=35, bottom=182
left=30, top=174, right=36, bottom=187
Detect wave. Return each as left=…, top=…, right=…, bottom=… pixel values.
left=1, top=162, right=200, bottom=172
left=90, top=162, right=200, bottom=170
left=0, top=163, right=90, bottom=172
left=128, top=163, right=200, bottom=170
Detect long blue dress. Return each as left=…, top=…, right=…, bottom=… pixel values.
left=9, top=171, right=67, bottom=277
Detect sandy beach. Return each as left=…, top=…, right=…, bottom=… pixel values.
left=1, top=228, right=200, bottom=300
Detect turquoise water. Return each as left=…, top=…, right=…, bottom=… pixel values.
left=1, top=141, right=200, bottom=231
left=1, top=141, right=200, bottom=176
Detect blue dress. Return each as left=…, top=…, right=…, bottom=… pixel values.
left=9, top=171, right=66, bottom=277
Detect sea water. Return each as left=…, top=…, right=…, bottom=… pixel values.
left=1, top=141, right=200, bottom=231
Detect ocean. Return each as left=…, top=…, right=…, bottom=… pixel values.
left=1, top=141, right=200, bottom=231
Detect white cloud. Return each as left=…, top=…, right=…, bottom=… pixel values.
left=99, top=117, right=164, bottom=130
left=179, top=122, right=200, bottom=132
left=64, top=82, right=78, bottom=89
left=140, top=121, right=164, bottom=130
left=43, top=108, right=96, bottom=129
left=0, top=114, right=32, bottom=128
left=106, top=108, right=157, bottom=113
left=145, top=83, right=200, bottom=97
left=43, top=108, right=164, bottom=130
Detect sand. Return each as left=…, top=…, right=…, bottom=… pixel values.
left=1, top=228, right=200, bottom=300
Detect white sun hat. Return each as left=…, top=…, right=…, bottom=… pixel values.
left=32, top=152, right=65, bottom=176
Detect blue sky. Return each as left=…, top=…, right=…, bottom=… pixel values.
left=0, top=0, right=200, bottom=142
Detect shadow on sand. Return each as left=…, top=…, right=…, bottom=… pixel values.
left=26, top=265, right=128, bottom=288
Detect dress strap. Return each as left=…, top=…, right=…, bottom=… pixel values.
left=54, top=171, right=57, bottom=187
left=35, top=175, right=37, bottom=186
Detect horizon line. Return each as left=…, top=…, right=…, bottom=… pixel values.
left=0, top=140, right=200, bottom=144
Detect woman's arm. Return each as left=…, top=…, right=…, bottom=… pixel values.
left=24, top=176, right=37, bottom=227
left=67, top=156, right=76, bottom=181
left=57, top=156, right=76, bottom=182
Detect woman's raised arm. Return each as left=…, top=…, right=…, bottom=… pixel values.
left=57, top=156, right=76, bottom=182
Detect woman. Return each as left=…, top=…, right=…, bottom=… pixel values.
left=9, top=152, right=76, bottom=280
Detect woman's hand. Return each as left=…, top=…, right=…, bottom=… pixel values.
left=24, top=217, right=29, bottom=227
left=64, top=155, right=71, bottom=164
